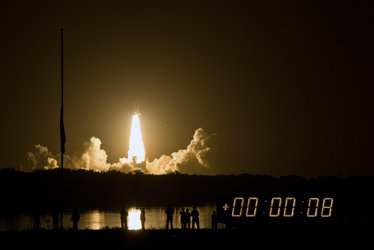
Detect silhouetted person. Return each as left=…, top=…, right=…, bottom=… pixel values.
left=165, top=204, right=174, bottom=229
left=180, top=208, right=186, bottom=229
left=191, top=206, right=200, bottom=229
left=120, top=207, right=128, bottom=230
left=211, top=211, right=218, bottom=229
left=71, top=208, right=80, bottom=230
left=32, top=210, right=41, bottom=230
left=185, top=208, right=191, bottom=229
left=140, top=207, right=146, bottom=230
left=52, top=210, right=59, bottom=230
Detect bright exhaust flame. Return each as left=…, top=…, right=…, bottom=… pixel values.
left=127, top=113, right=145, bottom=164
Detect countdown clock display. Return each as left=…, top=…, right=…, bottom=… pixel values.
left=216, top=194, right=338, bottom=227
left=213, top=176, right=373, bottom=229
left=228, top=196, right=333, bottom=218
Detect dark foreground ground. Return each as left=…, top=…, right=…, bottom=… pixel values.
left=0, top=227, right=371, bottom=249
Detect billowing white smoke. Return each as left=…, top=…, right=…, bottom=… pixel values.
left=22, top=144, right=58, bottom=171
left=71, top=137, right=110, bottom=171
left=23, top=128, right=213, bottom=175
left=146, top=128, right=212, bottom=174
left=23, top=137, right=110, bottom=172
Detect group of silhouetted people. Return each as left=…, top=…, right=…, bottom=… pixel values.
left=120, top=205, right=209, bottom=230
left=29, top=205, right=218, bottom=231
left=179, top=206, right=200, bottom=229
left=164, top=205, right=211, bottom=230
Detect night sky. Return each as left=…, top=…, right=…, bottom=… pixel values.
left=0, top=0, right=373, bottom=176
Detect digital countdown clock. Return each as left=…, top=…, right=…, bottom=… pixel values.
left=214, top=176, right=373, bottom=229
left=216, top=194, right=340, bottom=228
left=226, top=196, right=333, bottom=218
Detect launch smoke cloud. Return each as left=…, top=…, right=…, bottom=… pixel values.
left=22, top=128, right=213, bottom=175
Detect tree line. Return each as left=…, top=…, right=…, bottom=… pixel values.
left=0, top=168, right=372, bottom=216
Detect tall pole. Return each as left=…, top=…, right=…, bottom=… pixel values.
left=60, top=28, right=66, bottom=229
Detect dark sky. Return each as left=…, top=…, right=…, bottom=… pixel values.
left=0, top=0, right=373, bottom=176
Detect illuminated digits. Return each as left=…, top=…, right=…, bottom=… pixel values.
left=269, top=197, right=282, bottom=217
left=307, top=198, right=319, bottom=217
left=321, top=198, right=334, bottom=217
left=283, top=197, right=296, bottom=217
left=232, top=197, right=244, bottom=217
left=246, top=197, right=258, bottom=217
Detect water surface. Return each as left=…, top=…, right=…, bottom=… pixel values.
left=0, top=203, right=222, bottom=231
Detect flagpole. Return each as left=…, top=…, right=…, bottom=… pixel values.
left=60, top=28, right=65, bottom=229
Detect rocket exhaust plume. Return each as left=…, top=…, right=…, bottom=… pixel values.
left=127, top=113, right=146, bottom=164
left=23, top=112, right=214, bottom=174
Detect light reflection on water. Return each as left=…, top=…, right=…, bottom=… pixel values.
left=0, top=203, right=221, bottom=231
left=88, top=211, right=105, bottom=230
left=128, top=209, right=141, bottom=230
